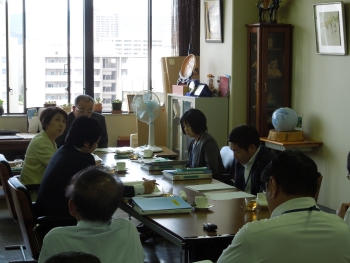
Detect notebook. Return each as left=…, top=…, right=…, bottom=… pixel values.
left=132, top=196, right=192, bottom=215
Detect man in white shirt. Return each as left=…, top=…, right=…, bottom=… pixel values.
left=38, top=167, right=145, bottom=263
left=217, top=149, right=350, bottom=263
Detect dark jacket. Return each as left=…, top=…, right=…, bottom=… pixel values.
left=234, top=145, right=274, bottom=195
left=187, top=132, right=225, bottom=176
left=56, top=112, right=108, bottom=149
left=35, top=145, right=135, bottom=217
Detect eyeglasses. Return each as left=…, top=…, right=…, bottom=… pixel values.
left=75, top=106, right=93, bottom=115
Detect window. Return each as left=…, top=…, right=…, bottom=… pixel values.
left=2, top=0, right=174, bottom=113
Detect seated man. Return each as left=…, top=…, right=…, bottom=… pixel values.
left=38, top=167, right=145, bottom=263
left=228, top=125, right=274, bottom=195
left=35, top=116, right=155, bottom=217
left=56, top=94, right=108, bottom=148
left=336, top=151, right=350, bottom=226
left=217, top=149, right=350, bottom=263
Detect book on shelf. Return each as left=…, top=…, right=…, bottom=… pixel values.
left=131, top=196, right=192, bottom=215
left=163, top=171, right=212, bottom=181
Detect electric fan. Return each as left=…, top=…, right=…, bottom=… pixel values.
left=132, top=90, right=163, bottom=152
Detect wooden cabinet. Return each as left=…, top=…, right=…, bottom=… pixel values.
left=166, top=94, right=228, bottom=160
left=246, top=23, right=293, bottom=137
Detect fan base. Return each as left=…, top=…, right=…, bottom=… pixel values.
left=145, top=145, right=163, bottom=153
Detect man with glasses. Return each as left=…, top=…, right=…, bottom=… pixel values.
left=56, top=95, right=108, bottom=148
left=336, top=151, right=350, bottom=226
left=216, top=149, right=350, bottom=263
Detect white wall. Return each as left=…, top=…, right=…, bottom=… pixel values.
left=201, top=0, right=350, bottom=210
left=280, top=0, right=350, bottom=209
left=200, top=0, right=257, bottom=135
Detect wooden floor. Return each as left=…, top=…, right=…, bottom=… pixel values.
left=0, top=188, right=182, bottom=263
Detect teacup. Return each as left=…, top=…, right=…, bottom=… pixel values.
left=116, top=161, right=126, bottom=171
left=195, top=196, right=208, bottom=208
left=143, top=149, right=153, bottom=158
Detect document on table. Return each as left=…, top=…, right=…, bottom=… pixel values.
left=204, top=191, right=256, bottom=201
left=95, top=147, right=118, bottom=153
left=123, top=181, right=162, bottom=197
left=185, top=183, right=236, bottom=192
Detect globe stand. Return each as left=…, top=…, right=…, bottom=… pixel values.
left=145, top=121, right=163, bottom=152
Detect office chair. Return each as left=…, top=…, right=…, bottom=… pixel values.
left=8, top=176, right=77, bottom=262
left=213, top=146, right=234, bottom=185
left=0, top=154, right=18, bottom=221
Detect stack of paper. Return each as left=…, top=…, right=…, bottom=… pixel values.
left=132, top=196, right=192, bottom=215
left=185, top=183, right=235, bottom=192
left=140, top=159, right=187, bottom=171
left=163, top=167, right=212, bottom=180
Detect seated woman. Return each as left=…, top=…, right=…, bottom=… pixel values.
left=180, top=108, right=225, bottom=177
left=20, top=107, right=67, bottom=185
left=35, top=116, right=156, bottom=217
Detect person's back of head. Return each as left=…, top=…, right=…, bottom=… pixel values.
left=228, top=125, right=260, bottom=151
left=262, top=149, right=319, bottom=197
left=180, top=108, right=207, bottom=134
left=65, top=167, right=123, bottom=222
left=74, top=94, right=94, bottom=106
left=44, top=251, right=101, bottom=263
left=64, top=116, right=103, bottom=147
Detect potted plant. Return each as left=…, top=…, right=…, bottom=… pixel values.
left=62, top=103, right=73, bottom=113
left=112, top=99, right=122, bottom=111
left=93, top=98, right=103, bottom=113
left=44, top=101, right=57, bottom=107
left=0, top=99, right=4, bottom=116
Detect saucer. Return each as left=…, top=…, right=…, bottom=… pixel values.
left=192, top=204, right=214, bottom=210
left=257, top=200, right=268, bottom=207
left=141, top=156, right=153, bottom=159
left=115, top=168, right=128, bottom=173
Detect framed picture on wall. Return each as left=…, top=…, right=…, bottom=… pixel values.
left=204, top=0, right=223, bottom=43
left=313, top=2, right=347, bottom=55
left=127, top=94, right=135, bottom=113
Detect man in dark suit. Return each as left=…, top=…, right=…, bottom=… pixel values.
left=56, top=95, right=108, bottom=148
left=228, top=125, right=274, bottom=195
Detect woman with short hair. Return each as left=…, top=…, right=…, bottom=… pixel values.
left=180, top=108, right=225, bottom=176
left=20, top=107, right=67, bottom=185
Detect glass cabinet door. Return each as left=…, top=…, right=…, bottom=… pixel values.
left=246, top=24, right=292, bottom=136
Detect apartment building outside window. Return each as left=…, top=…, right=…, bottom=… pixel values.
left=0, top=0, right=174, bottom=113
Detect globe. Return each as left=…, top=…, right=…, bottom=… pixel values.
left=271, top=107, right=298, bottom=132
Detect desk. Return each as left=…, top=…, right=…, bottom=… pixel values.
left=152, top=146, right=178, bottom=159
left=0, top=133, right=36, bottom=160
left=260, top=137, right=323, bottom=152
left=99, top=153, right=270, bottom=263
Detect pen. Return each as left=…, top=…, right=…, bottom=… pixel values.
left=142, top=177, right=159, bottom=185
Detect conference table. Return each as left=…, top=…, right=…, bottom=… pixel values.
left=98, top=153, right=270, bottom=263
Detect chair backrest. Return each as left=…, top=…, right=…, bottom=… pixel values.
left=0, top=154, right=17, bottom=221
left=314, top=173, right=323, bottom=202
left=220, top=146, right=234, bottom=175
left=8, top=176, right=40, bottom=260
